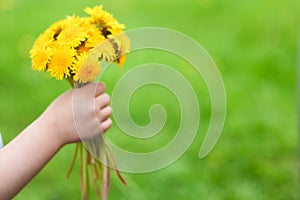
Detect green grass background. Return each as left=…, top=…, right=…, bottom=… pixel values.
left=0, top=0, right=299, bottom=199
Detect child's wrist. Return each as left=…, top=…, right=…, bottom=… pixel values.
left=35, top=114, right=65, bottom=149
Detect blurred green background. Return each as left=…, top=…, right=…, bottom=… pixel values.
left=0, top=0, right=299, bottom=199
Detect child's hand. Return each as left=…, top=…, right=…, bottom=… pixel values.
left=0, top=82, right=113, bottom=199
left=40, top=82, right=112, bottom=146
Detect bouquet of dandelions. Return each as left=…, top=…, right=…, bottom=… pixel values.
left=29, top=5, right=130, bottom=200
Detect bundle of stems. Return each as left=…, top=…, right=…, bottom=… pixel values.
left=66, top=81, right=127, bottom=200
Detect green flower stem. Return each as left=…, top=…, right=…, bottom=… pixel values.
left=66, top=81, right=127, bottom=200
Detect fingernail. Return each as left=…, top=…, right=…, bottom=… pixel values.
left=99, top=82, right=106, bottom=87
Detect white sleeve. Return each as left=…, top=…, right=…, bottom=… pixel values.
left=0, top=133, right=3, bottom=149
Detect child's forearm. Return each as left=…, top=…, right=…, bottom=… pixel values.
left=0, top=115, right=62, bottom=200
left=0, top=83, right=112, bottom=199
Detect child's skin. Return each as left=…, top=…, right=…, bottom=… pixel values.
left=0, top=82, right=112, bottom=199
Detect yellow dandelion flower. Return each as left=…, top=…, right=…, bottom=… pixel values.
left=31, top=48, right=53, bottom=71
left=106, top=33, right=130, bottom=65
left=84, top=5, right=125, bottom=37
left=74, top=52, right=101, bottom=83
left=85, top=31, right=106, bottom=49
left=47, top=47, right=76, bottom=80
left=107, top=24, right=125, bottom=35
left=72, top=52, right=88, bottom=75
left=92, top=38, right=118, bottom=62
left=29, top=4, right=130, bottom=83
left=56, top=17, right=89, bottom=48
left=30, top=29, right=54, bottom=57
left=49, top=19, right=68, bottom=38
left=108, top=33, right=130, bottom=55
left=105, top=19, right=125, bottom=35
left=47, top=40, right=60, bottom=50
left=76, top=41, right=92, bottom=54
left=84, top=5, right=104, bottom=19
left=76, top=16, right=93, bottom=27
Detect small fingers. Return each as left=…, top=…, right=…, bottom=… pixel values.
left=99, top=106, right=112, bottom=121
left=95, top=93, right=112, bottom=133
left=95, top=93, right=110, bottom=109
left=100, top=118, right=112, bottom=132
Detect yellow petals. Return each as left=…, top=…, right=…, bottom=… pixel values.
left=84, top=5, right=125, bottom=37
left=29, top=5, right=130, bottom=83
left=118, top=54, right=126, bottom=68
left=47, top=47, right=76, bottom=80
left=74, top=52, right=101, bottom=83
left=30, top=30, right=54, bottom=57
left=84, top=5, right=104, bottom=16
left=93, top=38, right=118, bottom=62
left=31, top=48, right=52, bottom=71
left=85, top=31, right=106, bottom=49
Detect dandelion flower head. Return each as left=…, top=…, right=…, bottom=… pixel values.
left=29, top=5, right=130, bottom=83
